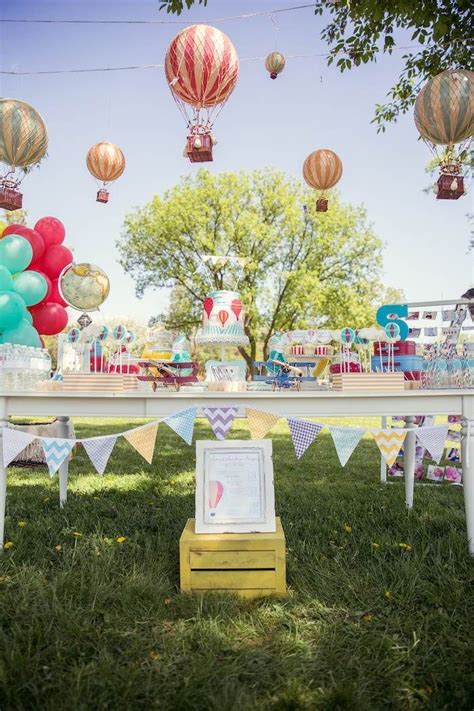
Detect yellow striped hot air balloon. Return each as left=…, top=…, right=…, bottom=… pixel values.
left=0, top=98, right=48, bottom=211
left=265, top=52, right=286, bottom=80
left=86, top=141, right=126, bottom=204
left=414, top=69, right=473, bottom=200
left=303, top=149, right=343, bottom=212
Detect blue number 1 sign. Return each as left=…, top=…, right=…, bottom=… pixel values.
left=376, top=303, right=409, bottom=341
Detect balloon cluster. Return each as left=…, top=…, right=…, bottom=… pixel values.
left=0, top=217, right=72, bottom=339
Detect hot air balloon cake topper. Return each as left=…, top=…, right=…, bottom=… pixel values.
left=86, top=141, right=126, bottom=203
left=165, top=24, right=239, bottom=163
left=303, top=149, right=343, bottom=212
left=414, top=69, right=473, bottom=200
left=0, top=98, right=48, bottom=211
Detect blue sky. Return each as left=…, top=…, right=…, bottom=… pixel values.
left=1, top=0, right=472, bottom=323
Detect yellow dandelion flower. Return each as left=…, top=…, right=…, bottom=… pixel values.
left=371, top=543, right=380, bottom=549
left=3, top=541, right=14, bottom=550
left=116, top=536, right=126, bottom=544
left=71, top=531, right=82, bottom=538
left=399, top=543, right=412, bottom=551
left=169, top=480, right=176, bottom=486
left=164, top=597, right=172, bottom=606
left=55, top=545, right=62, bottom=552
left=384, top=591, right=393, bottom=599
left=17, top=521, right=27, bottom=528
left=343, top=525, right=352, bottom=533
left=362, top=613, right=373, bottom=622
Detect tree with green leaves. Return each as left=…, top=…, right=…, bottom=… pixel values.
left=119, top=169, right=398, bottom=370
left=159, top=0, right=473, bottom=130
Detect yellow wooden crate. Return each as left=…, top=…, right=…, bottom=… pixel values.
left=179, top=518, right=286, bottom=598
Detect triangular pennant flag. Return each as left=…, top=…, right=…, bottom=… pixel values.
left=203, top=406, right=238, bottom=440
left=82, top=435, right=117, bottom=475
left=2, top=427, right=36, bottom=467
left=373, top=429, right=407, bottom=467
left=124, top=423, right=158, bottom=464
left=287, top=418, right=323, bottom=459
left=330, top=427, right=364, bottom=467
left=164, top=407, right=197, bottom=445
left=41, top=438, right=75, bottom=476
left=416, top=424, right=449, bottom=464
left=246, top=408, right=279, bottom=440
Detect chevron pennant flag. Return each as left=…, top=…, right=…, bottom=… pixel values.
left=164, top=407, right=197, bottom=445
left=287, top=418, right=323, bottom=459
left=203, top=406, right=238, bottom=440
left=82, top=435, right=117, bottom=475
left=246, top=408, right=279, bottom=440
left=372, top=429, right=407, bottom=467
left=329, top=426, right=364, bottom=467
left=416, top=424, right=449, bottom=464
left=2, top=427, right=37, bottom=467
left=41, top=438, right=75, bottom=476
left=124, top=423, right=158, bottom=464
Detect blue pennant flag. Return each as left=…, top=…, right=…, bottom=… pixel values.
left=41, top=438, right=75, bottom=477
left=329, top=427, right=364, bottom=467
left=164, top=407, right=197, bottom=445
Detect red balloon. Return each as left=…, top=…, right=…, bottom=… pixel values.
left=2, top=225, right=45, bottom=263
left=49, top=278, right=68, bottom=307
left=30, top=302, right=68, bottom=336
left=39, top=244, right=73, bottom=279
left=34, top=216, right=66, bottom=248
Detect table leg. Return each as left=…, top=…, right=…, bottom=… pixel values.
left=58, top=416, right=70, bottom=508
left=380, top=416, right=387, bottom=483
left=461, top=418, right=474, bottom=557
left=404, top=416, right=416, bottom=509
left=0, top=418, right=7, bottom=549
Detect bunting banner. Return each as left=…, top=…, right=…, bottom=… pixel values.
left=124, top=424, right=158, bottom=464
left=329, top=426, right=364, bottom=467
left=203, top=406, right=238, bottom=440
left=41, top=438, right=75, bottom=476
left=287, top=418, right=323, bottom=459
left=416, top=425, right=449, bottom=464
left=372, top=429, right=407, bottom=467
left=82, top=435, right=117, bottom=475
left=164, top=407, right=197, bottom=445
left=2, top=428, right=37, bottom=467
left=246, top=408, right=279, bottom=440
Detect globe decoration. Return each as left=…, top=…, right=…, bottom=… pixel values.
left=59, top=263, right=110, bottom=325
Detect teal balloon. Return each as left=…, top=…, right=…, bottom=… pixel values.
left=23, top=309, right=33, bottom=325
left=0, top=265, right=13, bottom=291
left=12, top=270, right=47, bottom=307
left=0, top=319, right=41, bottom=348
left=0, top=291, right=27, bottom=330
left=0, top=234, right=33, bottom=273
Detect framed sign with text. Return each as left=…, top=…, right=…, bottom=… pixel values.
left=195, top=440, right=276, bottom=534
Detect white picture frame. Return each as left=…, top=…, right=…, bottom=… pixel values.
left=195, top=440, right=276, bottom=534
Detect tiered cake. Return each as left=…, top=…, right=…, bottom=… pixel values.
left=196, top=290, right=249, bottom=347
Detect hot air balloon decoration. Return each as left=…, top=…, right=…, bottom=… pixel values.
left=165, top=24, right=239, bottom=163
left=208, top=480, right=224, bottom=516
left=86, top=141, right=126, bottom=203
left=303, top=149, right=343, bottom=212
left=265, top=52, right=285, bottom=80
left=0, top=98, right=48, bottom=210
left=414, top=69, right=473, bottom=200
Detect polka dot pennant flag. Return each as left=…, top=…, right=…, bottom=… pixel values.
left=2, top=427, right=36, bottom=467
left=245, top=408, right=279, bottom=440
left=372, top=429, right=407, bottom=467
left=124, top=423, right=159, bottom=464
left=415, top=424, right=449, bottom=464
left=329, top=427, right=364, bottom=467
left=163, top=407, right=197, bottom=445
left=82, top=435, right=117, bottom=475
left=287, top=418, right=323, bottom=459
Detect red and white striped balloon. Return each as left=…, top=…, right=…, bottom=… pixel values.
left=303, top=149, right=343, bottom=192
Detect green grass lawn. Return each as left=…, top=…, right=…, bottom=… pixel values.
left=0, top=418, right=472, bottom=710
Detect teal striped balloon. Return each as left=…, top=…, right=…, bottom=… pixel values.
left=0, top=98, right=48, bottom=169
left=414, top=69, right=473, bottom=146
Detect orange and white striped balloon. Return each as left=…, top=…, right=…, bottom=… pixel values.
left=165, top=24, right=239, bottom=109
left=86, top=141, right=125, bottom=185
left=303, top=149, right=343, bottom=192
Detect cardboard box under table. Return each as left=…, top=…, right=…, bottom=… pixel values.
left=179, top=518, right=286, bottom=598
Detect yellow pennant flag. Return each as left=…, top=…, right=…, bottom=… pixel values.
left=124, top=423, right=158, bottom=464
left=246, top=408, right=280, bottom=440
left=373, top=429, right=407, bottom=467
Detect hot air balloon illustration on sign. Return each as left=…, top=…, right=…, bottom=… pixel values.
left=0, top=99, right=48, bottom=211
left=208, top=480, right=224, bottom=516
left=303, top=149, right=343, bottom=212
left=86, top=141, right=126, bottom=203
left=414, top=69, right=473, bottom=200
left=165, top=24, right=239, bottom=163
left=265, top=52, right=285, bottom=80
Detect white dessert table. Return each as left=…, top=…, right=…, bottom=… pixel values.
left=1, top=389, right=473, bottom=554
